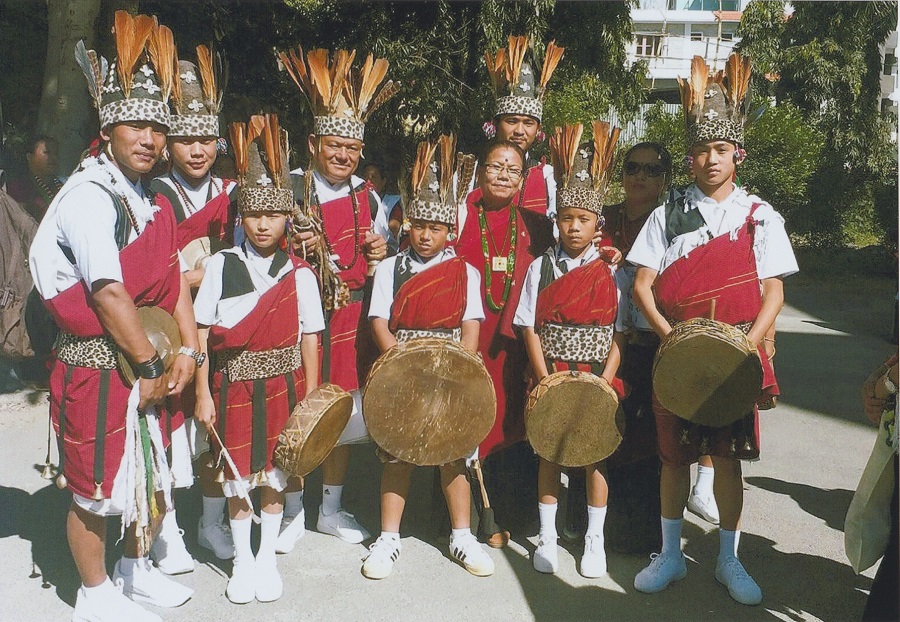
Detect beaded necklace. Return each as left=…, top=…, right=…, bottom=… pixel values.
left=97, top=156, right=141, bottom=235
left=171, top=173, right=222, bottom=216
left=310, top=175, right=362, bottom=272
left=32, top=175, right=63, bottom=204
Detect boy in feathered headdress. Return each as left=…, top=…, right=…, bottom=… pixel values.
left=362, top=135, right=495, bottom=580
left=513, top=122, right=626, bottom=579
left=29, top=11, right=197, bottom=621
left=192, top=114, right=325, bottom=604
left=149, top=45, right=237, bottom=569
left=628, top=54, right=798, bottom=605
left=276, top=45, right=398, bottom=549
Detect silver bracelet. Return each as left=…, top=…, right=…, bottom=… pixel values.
left=178, top=346, right=206, bottom=368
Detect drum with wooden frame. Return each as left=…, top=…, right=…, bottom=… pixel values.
left=274, top=383, right=353, bottom=477
left=652, top=317, right=763, bottom=427
left=182, top=236, right=228, bottom=271
left=526, top=370, right=623, bottom=467
left=117, top=306, right=182, bottom=386
left=363, top=337, right=496, bottom=466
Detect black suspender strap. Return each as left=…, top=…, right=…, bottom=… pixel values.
left=250, top=379, right=268, bottom=474
left=93, top=369, right=111, bottom=488
left=56, top=365, right=75, bottom=476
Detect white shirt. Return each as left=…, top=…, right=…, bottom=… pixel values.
left=193, top=242, right=326, bottom=334
left=615, top=264, right=654, bottom=332
left=368, top=247, right=485, bottom=323
left=156, top=171, right=236, bottom=217
left=290, top=168, right=391, bottom=243
left=514, top=244, right=626, bottom=332
left=626, top=184, right=799, bottom=280
left=30, top=153, right=163, bottom=298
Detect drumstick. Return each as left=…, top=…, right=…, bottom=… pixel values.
left=471, top=459, right=491, bottom=509
left=207, top=425, right=261, bottom=524
left=710, top=299, right=716, bottom=321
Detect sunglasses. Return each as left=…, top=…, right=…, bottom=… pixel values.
left=623, top=161, right=666, bottom=178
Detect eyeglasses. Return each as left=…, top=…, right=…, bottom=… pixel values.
left=484, top=162, right=524, bottom=180
left=623, top=161, right=666, bottom=178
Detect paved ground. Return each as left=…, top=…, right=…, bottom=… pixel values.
left=0, top=274, right=895, bottom=622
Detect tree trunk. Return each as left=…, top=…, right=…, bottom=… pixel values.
left=36, top=0, right=102, bottom=175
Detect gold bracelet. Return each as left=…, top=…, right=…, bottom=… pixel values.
left=763, top=337, right=776, bottom=343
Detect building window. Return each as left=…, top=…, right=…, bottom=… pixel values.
left=885, top=53, right=896, bottom=76
left=691, top=31, right=703, bottom=41
left=721, top=32, right=734, bottom=42
left=635, top=35, right=663, bottom=57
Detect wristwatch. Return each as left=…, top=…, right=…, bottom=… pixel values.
left=178, top=346, right=206, bottom=368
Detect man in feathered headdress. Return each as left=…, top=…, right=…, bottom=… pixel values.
left=627, top=53, right=798, bottom=606
left=277, top=45, right=397, bottom=548
left=148, top=45, right=237, bottom=572
left=29, top=11, right=199, bottom=622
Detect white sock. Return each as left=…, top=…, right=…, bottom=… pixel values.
left=82, top=577, right=113, bottom=596
left=538, top=502, right=558, bottom=538
left=229, top=515, right=253, bottom=566
left=258, top=510, right=283, bottom=564
left=380, top=531, right=400, bottom=541
left=661, top=517, right=683, bottom=557
left=734, top=530, right=741, bottom=556
left=719, top=528, right=739, bottom=561
left=202, top=496, right=227, bottom=526
left=694, top=465, right=714, bottom=496
left=586, top=505, right=607, bottom=539
left=322, top=485, right=343, bottom=516
left=450, top=527, right=471, bottom=542
left=161, top=508, right=180, bottom=535
left=118, top=556, right=146, bottom=576
left=284, top=490, right=304, bottom=519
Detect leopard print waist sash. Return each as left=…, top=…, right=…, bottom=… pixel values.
left=395, top=327, right=461, bottom=344
left=538, top=322, right=614, bottom=364
left=56, top=332, right=119, bottom=369
left=216, top=344, right=302, bottom=382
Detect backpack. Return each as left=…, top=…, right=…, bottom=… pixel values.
left=0, top=187, right=40, bottom=358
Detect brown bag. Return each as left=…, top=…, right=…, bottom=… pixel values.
left=0, top=188, right=39, bottom=358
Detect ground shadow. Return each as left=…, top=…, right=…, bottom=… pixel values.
left=746, top=476, right=854, bottom=532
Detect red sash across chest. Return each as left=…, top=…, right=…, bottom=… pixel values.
left=174, top=188, right=235, bottom=250
left=319, top=183, right=374, bottom=291
left=45, top=207, right=181, bottom=336
left=208, top=255, right=310, bottom=353
left=536, top=258, right=618, bottom=329
left=389, top=256, right=467, bottom=333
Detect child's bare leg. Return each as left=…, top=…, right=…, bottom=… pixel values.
left=381, top=462, right=414, bottom=533
left=439, top=460, right=470, bottom=530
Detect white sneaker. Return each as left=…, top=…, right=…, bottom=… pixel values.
left=633, top=552, right=687, bottom=593
left=150, top=526, right=194, bottom=575
left=197, top=516, right=235, bottom=560
left=317, top=506, right=370, bottom=544
left=580, top=534, right=607, bottom=578
left=716, top=556, right=763, bottom=605
left=226, top=559, right=256, bottom=605
left=113, top=558, right=193, bottom=608
left=532, top=534, right=559, bottom=574
left=362, top=536, right=402, bottom=579
left=275, top=510, right=306, bottom=554
left=254, top=556, right=284, bottom=602
left=687, top=488, right=720, bottom=524
left=449, top=533, right=495, bottom=577
left=72, top=580, right=162, bottom=622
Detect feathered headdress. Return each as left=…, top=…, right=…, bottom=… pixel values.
left=677, top=52, right=752, bottom=146
left=485, top=35, right=565, bottom=123
left=549, top=121, right=620, bottom=217
left=75, top=11, right=175, bottom=130
left=229, top=114, right=293, bottom=214
left=278, top=44, right=399, bottom=141
left=403, top=133, right=475, bottom=227
left=169, top=45, right=228, bottom=138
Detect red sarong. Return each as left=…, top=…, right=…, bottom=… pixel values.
left=46, top=207, right=181, bottom=500
left=209, top=256, right=311, bottom=478
left=390, top=257, right=467, bottom=332
left=651, top=204, right=776, bottom=466
left=317, top=184, right=375, bottom=392
left=455, top=166, right=554, bottom=457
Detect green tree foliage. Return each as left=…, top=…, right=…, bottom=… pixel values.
left=642, top=101, right=690, bottom=189
left=735, top=0, right=786, bottom=100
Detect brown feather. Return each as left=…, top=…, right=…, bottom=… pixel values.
left=148, top=23, right=177, bottom=104
left=455, top=153, right=477, bottom=202
left=505, top=35, right=527, bottom=89
left=196, top=45, right=216, bottom=108
left=437, top=134, right=456, bottom=203
left=484, top=48, right=508, bottom=93
left=411, top=141, right=438, bottom=199
left=114, top=11, right=154, bottom=99
left=306, top=49, right=334, bottom=114
left=229, top=121, right=247, bottom=177
left=247, top=115, right=265, bottom=146
left=676, top=76, right=692, bottom=122
left=724, top=53, right=752, bottom=110
left=549, top=123, right=583, bottom=189
left=357, top=55, right=389, bottom=115
left=689, top=56, right=709, bottom=114
left=363, top=80, right=399, bottom=122
left=538, top=40, right=565, bottom=96
left=591, top=121, right=620, bottom=194
left=330, top=49, right=355, bottom=112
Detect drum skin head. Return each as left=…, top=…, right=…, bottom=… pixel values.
left=275, top=383, right=353, bottom=477
left=653, top=319, right=763, bottom=427
left=363, top=338, right=496, bottom=466
left=526, top=370, right=622, bottom=468
left=182, top=236, right=227, bottom=271
left=118, top=306, right=183, bottom=386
